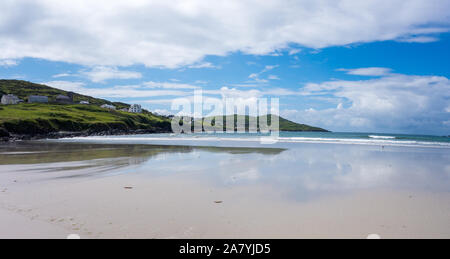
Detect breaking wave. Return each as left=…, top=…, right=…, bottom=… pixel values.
left=59, top=134, right=450, bottom=148
left=368, top=135, right=396, bottom=139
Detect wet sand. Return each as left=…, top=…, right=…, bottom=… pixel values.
left=0, top=141, right=449, bottom=238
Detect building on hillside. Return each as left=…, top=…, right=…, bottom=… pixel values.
left=120, top=108, right=129, bottom=112
left=1, top=94, right=22, bottom=105
left=28, top=95, right=48, bottom=103
left=80, top=100, right=89, bottom=105
left=128, top=104, right=142, bottom=113
left=56, top=95, right=73, bottom=104
left=101, top=104, right=116, bottom=110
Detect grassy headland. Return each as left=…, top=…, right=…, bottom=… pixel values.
left=0, top=103, right=171, bottom=137
left=0, top=80, right=171, bottom=138
left=191, top=114, right=328, bottom=132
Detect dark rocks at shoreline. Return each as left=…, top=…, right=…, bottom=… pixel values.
left=0, top=128, right=10, bottom=138
left=0, top=128, right=10, bottom=142
left=0, top=128, right=172, bottom=142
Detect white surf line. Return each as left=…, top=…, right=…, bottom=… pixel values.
left=58, top=136, right=450, bottom=148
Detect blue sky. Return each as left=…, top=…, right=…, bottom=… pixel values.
left=1, top=0, right=449, bottom=135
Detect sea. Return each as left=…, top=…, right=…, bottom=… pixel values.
left=54, top=131, right=450, bottom=148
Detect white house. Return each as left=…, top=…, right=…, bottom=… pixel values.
left=1, top=94, right=22, bottom=105
left=128, top=104, right=142, bottom=113
left=101, top=104, right=116, bottom=110
left=80, top=100, right=89, bottom=105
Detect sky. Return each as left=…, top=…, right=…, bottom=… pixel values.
left=0, top=0, right=449, bottom=135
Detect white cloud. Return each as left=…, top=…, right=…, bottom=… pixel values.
left=248, top=65, right=279, bottom=83
left=194, top=80, right=208, bottom=85
left=143, top=81, right=199, bottom=89
left=215, top=87, right=263, bottom=100
left=268, top=75, right=280, bottom=80
left=144, top=98, right=194, bottom=105
left=229, top=83, right=260, bottom=88
left=44, top=81, right=189, bottom=98
left=203, top=86, right=297, bottom=100
left=248, top=77, right=268, bottom=84
left=187, top=62, right=220, bottom=69
left=52, top=73, right=72, bottom=78
left=337, top=67, right=392, bottom=76
left=144, top=99, right=178, bottom=105
left=42, top=79, right=296, bottom=102
left=0, top=59, right=18, bottom=67
left=52, top=67, right=142, bottom=82
left=288, top=48, right=302, bottom=55
left=152, top=109, right=173, bottom=116
left=286, top=72, right=450, bottom=134
left=261, top=65, right=279, bottom=73
left=397, top=36, right=439, bottom=43
left=80, top=66, right=142, bottom=83
left=1, top=0, right=448, bottom=68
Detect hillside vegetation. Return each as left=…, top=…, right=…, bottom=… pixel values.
left=0, top=103, right=171, bottom=136
left=190, top=114, right=328, bottom=132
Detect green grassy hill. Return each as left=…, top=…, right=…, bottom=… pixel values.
left=0, top=80, right=171, bottom=137
left=190, top=114, right=328, bottom=132
left=0, top=103, right=171, bottom=136
left=277, top=116, right=327, bottom=131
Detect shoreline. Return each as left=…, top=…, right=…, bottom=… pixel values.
left=0, top=128, right=173, bottom=142
left=0, top=129, right=329, bottom=143
left=45, top=134, right=450, bottom=150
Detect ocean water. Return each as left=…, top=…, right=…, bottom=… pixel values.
left=54, top=131, right=450, bottom=148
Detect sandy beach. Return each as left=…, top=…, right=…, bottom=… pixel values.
left=1, top=140, right=449, bottom=239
